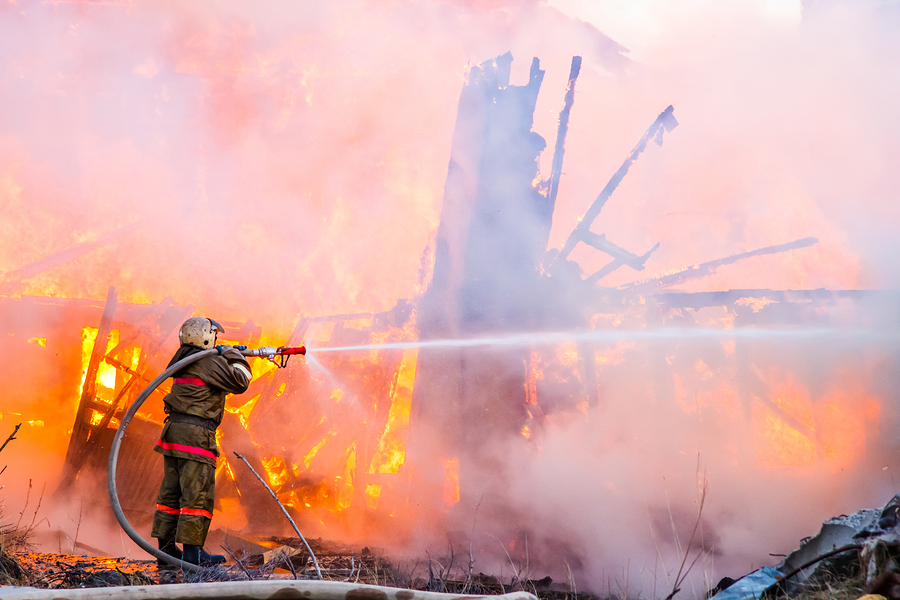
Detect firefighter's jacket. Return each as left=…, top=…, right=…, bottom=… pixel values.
left=154, top=345, right=252, bottom=466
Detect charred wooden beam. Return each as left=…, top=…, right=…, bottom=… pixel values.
left=650, top=288, right=895, bottom=310
left=580, top=231, right=659, bottom=272
left=553, top=106, right=678, bottom=266
left=620, top=237, right=819, bottom=293
left=546, top=56, right=582, bottom=217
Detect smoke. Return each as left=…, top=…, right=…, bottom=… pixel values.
left=1, top=0, right=899, bottom=595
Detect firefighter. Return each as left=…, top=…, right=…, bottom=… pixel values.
left=151, top=317, right=252, bottom=566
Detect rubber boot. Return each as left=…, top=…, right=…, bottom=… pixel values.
left=199, top=547, right=226, bottom=565
left=182, top=544, right=201, bottom=565
left=183, top=544, right=226, bottom=566
left=157, top=538, right=182, bottom=567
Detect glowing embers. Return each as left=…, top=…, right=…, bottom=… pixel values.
left=239, top=315, right=419, bottom=518
left=671, top=354, right=738, bottom=416
left=524, top=341, right=594, bottom=414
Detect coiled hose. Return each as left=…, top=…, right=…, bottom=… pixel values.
left=107, top=348, right=218, bottom=572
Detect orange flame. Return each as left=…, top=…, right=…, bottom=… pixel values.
left=443, top=458, right=460, bottom=506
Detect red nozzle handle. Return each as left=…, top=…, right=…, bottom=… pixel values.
left=278, top=346, right=306, bottom=356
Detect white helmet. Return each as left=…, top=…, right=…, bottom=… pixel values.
left=179, top=317, right=225, bottom=348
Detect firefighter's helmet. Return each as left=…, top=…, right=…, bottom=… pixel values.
left=179, top=317, right=225, bottom=348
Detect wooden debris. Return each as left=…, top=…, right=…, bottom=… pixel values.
left=619, top=236, right=819, bottom=293
left=546, top=56, right=582, bottom=218
left=554, top=105, right=678, bottom=267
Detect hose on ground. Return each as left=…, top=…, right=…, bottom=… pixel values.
left=0, top=580, right=541, bottom=600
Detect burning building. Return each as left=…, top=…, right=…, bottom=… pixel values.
left=1, top=0, right=900, bottom=596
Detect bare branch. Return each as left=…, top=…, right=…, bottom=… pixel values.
left=0, top=423, right=21, bottom=455
left=220, top=545, right=254, bottom=580
left=669, top=467, right=709, bottom=600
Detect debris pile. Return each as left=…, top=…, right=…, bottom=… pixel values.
left=711, top=503, right=900, bottom=600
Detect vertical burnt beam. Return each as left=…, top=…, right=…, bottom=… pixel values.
left=546, top=56, right=582, bottom=222
left=412, top=52, right=554, bottom=511
left=458, top=55, right=546, bottom=332
left=411, top=54, right=523, bottom=488
left=418, top=53, right=511, bottom=338
left=59, top=286, right=118, bottom=491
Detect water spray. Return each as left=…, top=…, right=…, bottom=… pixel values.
left=107, top=344, right=305, bottom=572
left=306, top=326, right=900, bottom=355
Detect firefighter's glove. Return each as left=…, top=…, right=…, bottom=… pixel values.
left=234, top=345, right=247, bottom=351
left=216, top=344, right=232, bottom=355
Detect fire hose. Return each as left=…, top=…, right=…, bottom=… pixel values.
left=107, top=345, right=306, bottom=573
left=2, top=581, right=540, bottom=600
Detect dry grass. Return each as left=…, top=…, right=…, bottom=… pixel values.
left=782, top=573, right=868, bottom=600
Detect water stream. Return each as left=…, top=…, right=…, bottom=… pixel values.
left=305, top=326, right=900, bottom=354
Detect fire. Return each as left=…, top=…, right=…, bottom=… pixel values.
left=367, top=347, right=417, bottom=475
left=753, top=401, right=816, bottom=467
left=750, top=368, right=878, bottom=469
left=79, top=326, right=140, bottom=403
left=336, top=443, right=356, bottom=512
left=0, top=10, right=893, bottom=587
left=304, top=428, right=338, bottom=469
left=261, top=456, right=290, bottom=489
left=225, top=394, right=261, bottom=428
left=80, top=327, right=118, bottom=399
left=556, top=343, right=578, bottom=367
left=365, top=484, right=381, bottom=509
left=443, top=458, right=460, bottom=506
left=526, top=350, right=540, bottom=405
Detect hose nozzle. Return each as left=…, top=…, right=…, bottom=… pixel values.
left=240, top=345, right=306, bottom=367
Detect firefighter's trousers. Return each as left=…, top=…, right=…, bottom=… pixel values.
left=151, top=455, right=215, bottom=546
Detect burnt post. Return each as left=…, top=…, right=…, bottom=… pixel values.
left=410, top=53, right=554, bottom=510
